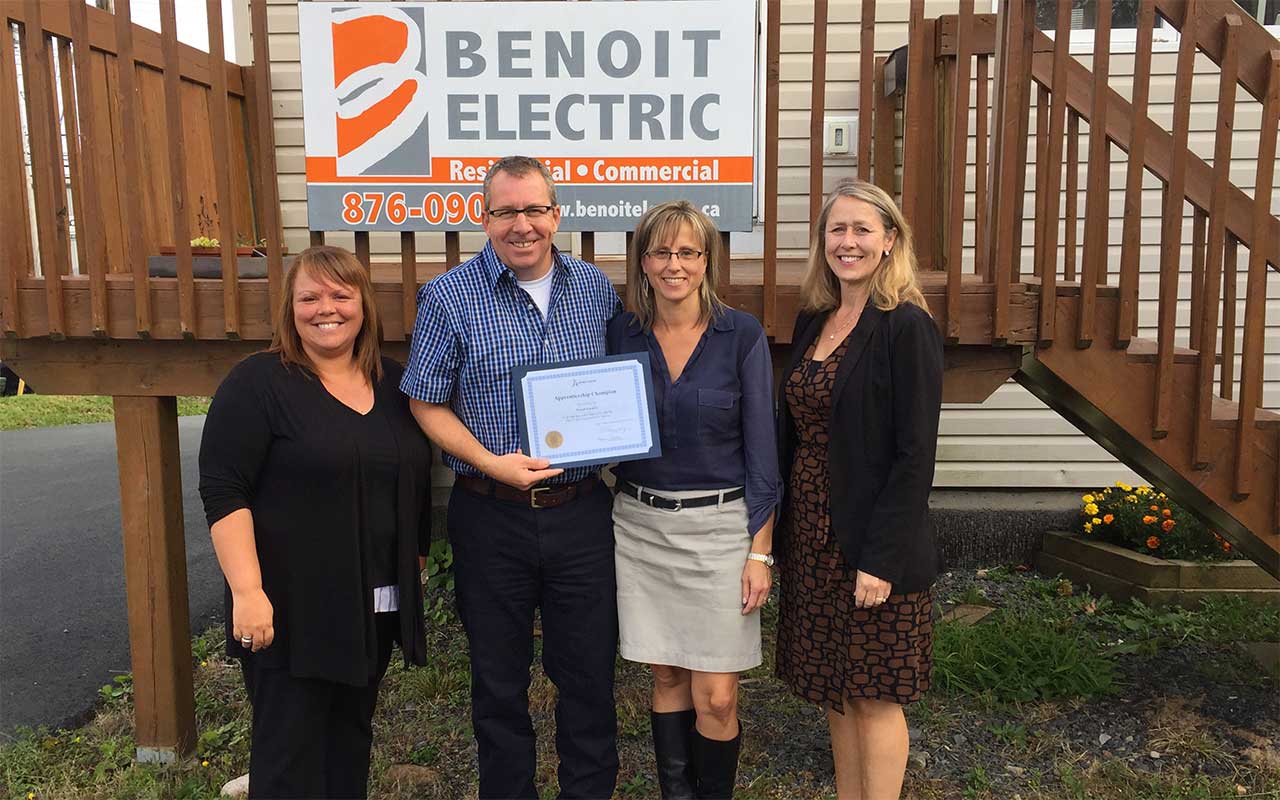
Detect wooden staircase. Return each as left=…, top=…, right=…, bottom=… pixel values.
left=1018, top=291, right=1280, bottom=576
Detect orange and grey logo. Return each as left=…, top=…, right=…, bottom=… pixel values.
left=332, top=6, right=430, bottom=177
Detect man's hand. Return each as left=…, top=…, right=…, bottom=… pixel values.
left=484, top=450, right=564, bottom=490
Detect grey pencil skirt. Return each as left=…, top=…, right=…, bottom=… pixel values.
left=612, top=486, right=762, bottom=673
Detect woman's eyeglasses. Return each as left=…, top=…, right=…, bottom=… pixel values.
left=644, top=248, right=704, bottom=264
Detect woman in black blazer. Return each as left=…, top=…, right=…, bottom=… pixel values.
left=774, top=179, right=943, bottom=800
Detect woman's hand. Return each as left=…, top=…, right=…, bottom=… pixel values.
left=741, top=558, right=772, bottom=615
left=232, top=588, right=275, bottom=653
left=854, top=570, right=892, bottom=609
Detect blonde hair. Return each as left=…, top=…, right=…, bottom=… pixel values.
left=800, top=179, right=931, bottom=316
left=626, top=200, right=727, bottom=330
left=269, top=245, right=384, bottom=382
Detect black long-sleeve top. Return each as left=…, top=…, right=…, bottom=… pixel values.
left=199, top=353, right=432, bottom=686
left=776, top=303, right=944, bottom=593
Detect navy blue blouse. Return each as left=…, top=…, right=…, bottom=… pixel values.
left=606, top=307, right=781, bottom=536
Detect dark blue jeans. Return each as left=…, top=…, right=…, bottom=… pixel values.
left=448, top=483, right=619, bottom=800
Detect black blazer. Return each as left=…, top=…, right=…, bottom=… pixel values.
left=776, top=302, right=944, bottom=593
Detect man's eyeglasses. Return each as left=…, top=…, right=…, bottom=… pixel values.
left=486, top=205, right=555, bottom=221
left=644, top=248, right=705, bottom=264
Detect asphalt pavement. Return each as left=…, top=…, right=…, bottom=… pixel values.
left=0, top=416, right=224, bottom=735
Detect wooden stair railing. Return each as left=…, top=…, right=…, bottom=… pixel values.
left=968, top=0, right=1280, bottom=578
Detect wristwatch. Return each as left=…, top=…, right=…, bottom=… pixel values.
left=747, top=552, right=774, bottom=567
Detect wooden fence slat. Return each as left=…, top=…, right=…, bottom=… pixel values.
left=1192, top=15, right=1240, bottom=469
left=984, top=0, right=1032, bottom=343
left=1076, top=0, right=1111, bottom=348
left=718, top=231, right=731, bottom=296
left=112, top=0, right=152, bottom=336
left=808, top=0, right=829, bottom=228
left=1153, top=0, right=1198, bottom=438
left=1116, top=0, right=1156, bottom=346
left=1033, top=83, right=1048, bottom=279
left=974, top=55, right=989, bottom=282
left=857, top=0, right=874, bottom=180
left=1221, top=233, right=1239, bottom=400
left=872, top=57, right=894, bottom=196
left=159, top=0, right=195, bottom=339
left=205, top=0, right=239, bottom=337
left=355, top=231, right=371, bottom=270
left=944, top=0, right=973, bottom=343
left=68, top=0, right=108, bottom=335
left=250, top=0, right=284, bottom=321
left=20, top=0, right=68, bottom=338
left=763, top=0, right=780, bottom=336
left=401, top=231, right=417, bottom=341
left=1, top=20, right=31, bottom=336
left=1234, top=51, right=1280, bottom=499
left=445, top=231, right=461, bottom=269
left=901, top=0, right=927, bottom=233
left=1065, top=110, right=1079, bottom=282
left=310, top=230, right=325, bottom=248
left=580, top=231, right=595, bottom=265
left=1037, top=0, right=1073, bottom=344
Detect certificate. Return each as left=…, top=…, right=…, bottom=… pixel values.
left=512, top=353, right=661, bottom=468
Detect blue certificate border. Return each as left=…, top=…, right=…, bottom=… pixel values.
left=512, top=352, right=662, bottom=469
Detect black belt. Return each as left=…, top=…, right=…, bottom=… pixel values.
left=456, top=475, right=600, bottom=509
left=617, top=479, right=744, bottom=511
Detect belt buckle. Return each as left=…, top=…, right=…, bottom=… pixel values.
left=670, top=497, right=682, bottom=511
left=530, top=486, right=550, bottom=509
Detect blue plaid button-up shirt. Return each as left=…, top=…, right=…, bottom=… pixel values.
left=400, top=242, right=623, bottom=483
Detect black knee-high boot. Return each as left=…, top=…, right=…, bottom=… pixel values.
left=690, top=725, right=741, bottom=799
left=651, top=709, right=697, bottom=799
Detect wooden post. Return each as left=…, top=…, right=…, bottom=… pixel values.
left=112, top=397, right=196, bottom=762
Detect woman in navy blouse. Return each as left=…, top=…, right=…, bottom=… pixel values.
left=607, top=201, right=780, bottom=799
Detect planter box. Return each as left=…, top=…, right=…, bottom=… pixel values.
left=146, top=254, right=295, bottom=279
left=159, top=245, right=258, bottom=257
left=1037, top=531, right=1280, bottom=608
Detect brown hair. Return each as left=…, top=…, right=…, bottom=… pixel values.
left=269, top=245, right=383, bottom=382
left=625, top=200, right=727, bottom=330
left=483, top=155, right=558, bottom=207
left=800, top=179, right=931, bottom=316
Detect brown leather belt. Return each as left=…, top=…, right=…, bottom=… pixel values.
left=455, top=475, right=601, bottom=510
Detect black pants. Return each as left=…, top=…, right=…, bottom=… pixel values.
left=240, top=612, right=398, bottom=799
left=448, top=484, right=619, bottom=800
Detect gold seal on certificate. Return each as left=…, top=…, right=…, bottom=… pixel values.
left=512, top=353, right=662, bottom=468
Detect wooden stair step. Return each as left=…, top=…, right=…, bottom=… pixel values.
left=1124, top=337, right=1200, bottom=365
left=1211, top=395, right=1280, bottom=430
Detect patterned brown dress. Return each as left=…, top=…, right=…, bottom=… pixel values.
left=775, top=334, right=934, bottom=710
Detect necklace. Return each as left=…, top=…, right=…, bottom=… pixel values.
left=826, top=309, right=859, bottom=340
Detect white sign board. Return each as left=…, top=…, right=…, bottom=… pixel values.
left=298, top=1, right=757, bottom=231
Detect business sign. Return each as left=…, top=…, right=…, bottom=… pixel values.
left=297, top=1, right=757, bottom=232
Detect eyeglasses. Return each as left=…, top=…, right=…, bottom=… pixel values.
left=486, top=205, right=555, bottom=221
left=644, top=248, right=705, bottom=264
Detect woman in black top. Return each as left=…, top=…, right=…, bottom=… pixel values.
left=775, top=180, right=943, bottom=800
left=199, top=246, right=432, bottom=799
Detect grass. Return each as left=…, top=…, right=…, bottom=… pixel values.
left=2, top=570, right=1278, bottom=799
left=0, top=395, right=211, bottom=431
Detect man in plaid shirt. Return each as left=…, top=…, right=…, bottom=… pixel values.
left=401, top=156, right=622, bottom=799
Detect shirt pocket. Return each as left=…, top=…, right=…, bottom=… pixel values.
left=697, top=388, right=741, bottom=442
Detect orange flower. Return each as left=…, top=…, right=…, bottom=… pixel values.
left=1161, top=519, right=1175, bottom=532
left=1142, top=515, right=1157, bottom=525
left=1161, top=509, right=1172, bottom=519
left=1146, top=536, right=1160, bottom=549
left=1223, top=541, right=1232, bottom=552
left=1150, top=504, right=1159, bottom=511
left=1103, top=514, right=1114, bottom=524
